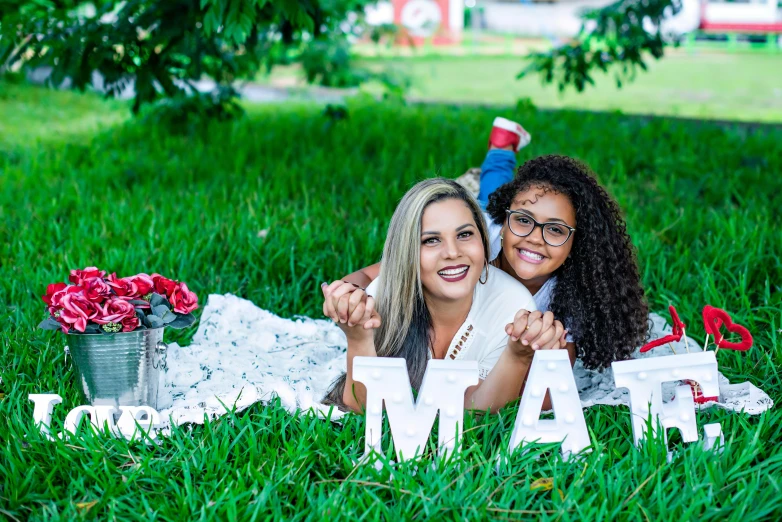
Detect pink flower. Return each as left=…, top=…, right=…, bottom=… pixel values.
left=130, top=273, right=155, bottom=296
left=106, top=273, right=138, bottom=299
left=49, top=285, right=83, bottom=308
left=169, top=282, right=198, bottom=314
left=121, top=315, right=140, bottom=332
left=84, top=277, right=112, bottom=303
left=68, top=267, right=106, bottom=285
left=47, top=305, right=71, bottom=333
left=59, top=292, right=99, bottom=333
left=151, top=273, right=177, bottom=298
left=42, top=283, right=67, bottom=305
left=94, top=297, right=137, bottom=325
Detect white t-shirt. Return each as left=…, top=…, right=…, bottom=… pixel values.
left=366, top=265, right=537, bottom=380
left=483, top=211, right=574, bottom=343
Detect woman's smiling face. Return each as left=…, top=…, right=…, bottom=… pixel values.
left=501, top=186, right=576, bottom=291
left=419, top=198, right=485, bottom=303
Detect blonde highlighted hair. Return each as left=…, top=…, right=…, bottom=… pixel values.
left=324, top=178, right=490, bottom=408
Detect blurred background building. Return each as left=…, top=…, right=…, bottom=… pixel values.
left=367, top=0, right=782, bottom=43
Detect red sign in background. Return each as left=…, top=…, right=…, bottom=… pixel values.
left=393, top=0, right=458, bottom=45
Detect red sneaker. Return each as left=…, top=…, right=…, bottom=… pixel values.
left=488, top=117, right=531, bottom=152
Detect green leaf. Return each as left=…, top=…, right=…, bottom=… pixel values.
left=38, top=317, right=62, bottom=330
left=129, top=299, right=149, bottom=306
left=84, top=323, right=102, bottom=334
left=167, top=312, right=196, bottom=329
left=147, top=315, right=165, bottom=329
left=159, top=308, right=177, bottom=324
left=152, top=305, right=171, bottom=317
left=150, top=293, right=171, bottom=309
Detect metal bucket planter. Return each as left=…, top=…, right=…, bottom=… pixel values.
left=66, top=327, right=168, bottom=409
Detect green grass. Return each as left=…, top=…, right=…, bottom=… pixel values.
left=1, top=82, right=782, bottom=520
left=258, top=52, right=782, bottom=123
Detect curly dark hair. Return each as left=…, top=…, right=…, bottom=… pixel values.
left=486, top=155, right=648, bottom=369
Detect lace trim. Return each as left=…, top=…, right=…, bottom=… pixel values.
left=445, top=324, right=475, bottom=361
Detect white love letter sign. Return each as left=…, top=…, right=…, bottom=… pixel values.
left=28, top=394, right=162, bottom=443
left=507, top=350, right=590, bottom=459
left=29, top=394, right=63, bottom=441
left=353, top=357, right=479, bottom=462
left=612, top=352, right=723, bottom=447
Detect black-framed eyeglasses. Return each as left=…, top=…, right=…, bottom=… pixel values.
left=505, top=210, right=576, bottom=247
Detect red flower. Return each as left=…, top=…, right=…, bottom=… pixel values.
left=169, top=282, right=198, bottom=314
left=68, top=267, right=106, bottom=285
left=46, top=305, right=71, bottom=333
left=42, top=283, right=67, bottom=305
left=84, top=277, right=113, bottom=303
left=151, top=273, right=177, bottom=298
left=59, top=292, right=99, bottom=333
left=121, top=315, right=140, bottom=332
left=130, top=273, right=155, bottom=296
left=49, top=285, right=83, bottom=308
left=94, top=298, right=137, bottom=325
left=106, top=273, right=139, bottom=299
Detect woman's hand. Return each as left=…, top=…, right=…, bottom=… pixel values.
left=322, top=280, right=372, bottom=326
left=321, top=282, right=380, bottom=339
left=505, top=309, right=568, bottom=357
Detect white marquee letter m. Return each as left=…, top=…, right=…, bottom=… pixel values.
left=353, top=357, right=479, bottom=462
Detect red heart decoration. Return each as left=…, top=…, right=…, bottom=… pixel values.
left=639, top=305, right=686, bottom=353
left=701, top=305, right=753, bottom=351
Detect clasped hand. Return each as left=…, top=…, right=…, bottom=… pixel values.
left=321, top=281, right=381, bottom=338
left=505, top=309, right=568, bottom=358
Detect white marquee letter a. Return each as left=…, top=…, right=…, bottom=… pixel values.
left=508, top=350, right=590, bottom=459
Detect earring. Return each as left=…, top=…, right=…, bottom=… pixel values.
left=479, top=259, right=489, bottom=284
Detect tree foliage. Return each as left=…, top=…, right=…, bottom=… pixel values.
left=520, top=0, right=681, bottom=91
left=0, top=0, right=389, bottom=114
left=1, top=0, right=687, bottom=113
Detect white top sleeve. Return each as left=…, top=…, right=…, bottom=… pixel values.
left=483, top=210, right=503, bottom=262
left=365, top=277, right=379, bottom=298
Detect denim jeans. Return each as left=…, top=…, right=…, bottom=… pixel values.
left=477, top=149, right=516, bottom=210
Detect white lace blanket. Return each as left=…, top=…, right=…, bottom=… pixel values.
left=157, top=294, right=773, bottom=429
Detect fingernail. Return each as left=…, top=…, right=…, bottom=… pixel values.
left=348, top=322, right=354, bottom=327
left=522, top=340, right=528, bottom=346
left=321, top=282, right=327, bottom=287
left=511, top=336, right=518, bottom=342
left=532, top=344, right=539, bottom=350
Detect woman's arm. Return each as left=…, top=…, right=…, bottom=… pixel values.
left=322, top=283, right=381, bottom=413
left=340, top=262, right=381, bottom=289
left=465, top=341, right=576, bottom=412
left=463, top=310, right=576, bottom=413
left=464, top=348, right=533, bottom=412
left=342, top=335, right=378, bottom=413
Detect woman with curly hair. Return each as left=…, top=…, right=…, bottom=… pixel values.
left=326, top=117, right=647, bottom=380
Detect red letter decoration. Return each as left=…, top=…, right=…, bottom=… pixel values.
left=639, top=305, right=685, bottom=353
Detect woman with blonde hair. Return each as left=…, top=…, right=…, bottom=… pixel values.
left=322, top=178, right=541, bottom=413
